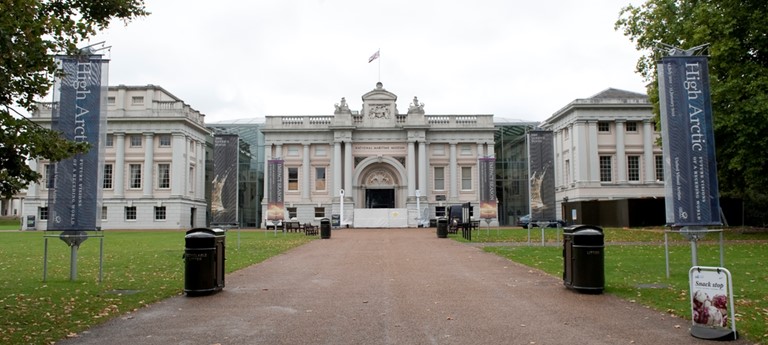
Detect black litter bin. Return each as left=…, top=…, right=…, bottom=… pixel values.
left=563, top=225, right=604, bottom=294
left=436, top=217, right=448, bottom=238
left=320, top=218, right=331, bottom=239
left=184, top=228, right=226, bottom=296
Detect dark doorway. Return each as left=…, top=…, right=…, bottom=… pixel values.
left=366, top=189, right=395, bottom=208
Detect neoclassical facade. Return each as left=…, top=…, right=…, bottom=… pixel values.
left=541, top=88, right=665, bottom=227
left=25, top=85, right=210, bottom=230
left=261, top=83, right=497, bottom=227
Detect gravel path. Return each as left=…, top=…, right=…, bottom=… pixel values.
left=57, top=228, right=746, bottom=345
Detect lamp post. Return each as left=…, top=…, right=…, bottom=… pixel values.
left=339, top=189, right=344, bottom=228
left=416, top=189, right=421, bottom=227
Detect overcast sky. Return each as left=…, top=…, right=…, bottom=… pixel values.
left=89, top=0, right=647, bottom=123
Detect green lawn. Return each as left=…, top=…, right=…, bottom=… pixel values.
left=0, top=230, right=313, bottom=345
left=2, top=227, right=765, bottom=344
left=471, top=227, right=768, bottom=344
left=0, top=217, right=22, bottom=230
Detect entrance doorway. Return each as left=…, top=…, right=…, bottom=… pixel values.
left=365, top=189, right=394, bottom=208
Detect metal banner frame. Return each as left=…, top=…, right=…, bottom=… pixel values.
left=43, top=49, right=108, bottom=282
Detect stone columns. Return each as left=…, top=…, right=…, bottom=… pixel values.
left=303, top=144, right=310, bottom=199
left=643, top=120, right=655, bottom=183
left=171, top=133, right=185, bottom=196
left=449, top=143, right=458, bottom=199
left=114, top=133, right=125, bottom=197
left=418, top=142, right=427, bottom=195
left=615, top=120, right=626, bottom=183
left=333, top=141, right=342, bottom=196
left=407, top=141, right=416, bottom=197
left=344, top=142, right=353, bottom=194
left=143, top=133, right=154, bottom=197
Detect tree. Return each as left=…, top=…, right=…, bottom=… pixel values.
left=616, top=0, right=768, bottom=226
left=0, top=0, right=148, bottom=199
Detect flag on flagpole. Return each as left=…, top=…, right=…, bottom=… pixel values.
left=368, top=50, right=380, bottom=63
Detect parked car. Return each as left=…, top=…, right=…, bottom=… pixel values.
left=517, top=214, right=566, bottom=228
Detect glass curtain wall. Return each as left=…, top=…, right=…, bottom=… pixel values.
left=494, top=120, right=537, bottom=226
left=208, top=120, right=266, bottom=227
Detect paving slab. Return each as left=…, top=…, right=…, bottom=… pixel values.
left=57, top=228, right=745, bottom=345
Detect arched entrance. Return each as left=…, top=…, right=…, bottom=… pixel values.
left=351, top=157, right=409, bottom=227
left=364, top=168, right=397, bottom=208
left=353, top=157, right=407, bottom=209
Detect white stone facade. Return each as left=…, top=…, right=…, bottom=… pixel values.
left=541, top=88, right=665, bottom=227
left=24, top=85, right=210, bottom=230
left=261, top=83, right=497, bottom=228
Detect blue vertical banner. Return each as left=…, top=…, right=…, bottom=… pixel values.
left=267, top=159, right=285, bottom=222
left=48, top=55, right=108, bottom=231
left=527, top=130, right=556, bottom=221
left=658, top=55, right=721, bottom=226
left=478, top=157, right=497, bottom=220
left=211, top=134, right=239, bottom=226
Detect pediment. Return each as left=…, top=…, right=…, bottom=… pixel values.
left=361, top=82, right=397, bottom=102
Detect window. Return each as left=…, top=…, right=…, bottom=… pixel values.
left=107, top=96, right=116, bottom=105
left=564, top=159, right=571, bottom=185
left=125, top=206, right=137, bottom=220
left=287, top=146, right=299, bottom=156
left=159, top=135, right=171, bottom=147
left=433, top=144, right=445, bottom=156
left=158, top=164, right=170, bottom=189
left=129, top=164, right=142, bottom=189
left=460, top=144, right=472, bottom=156
left=101, top=206, right=107, bottom=220
left=103, top=164, right=113, bottom=189
left=39, top=207, right=49, bottom=221
left=154, top=206, right=166, bottom=220
left=315, top=145, right=327, bottom=156
left=598, top=122, right=610, bottom=133
left=314, top=207, right=325, bottom=218
left=461, top=167, right=472, bottom=190
left=435, top=206, right=446, bottom=217
left=625, top=121, right=638, bottom=132
left=655, top=155, right=664, bottom=182
left=105, top=134, right=113, bottom=147
left=627, top=155, right=640, bottom=181
left=434, top=167, right=445, bottom=190
left=44, top=164, right=55, bottom=189
left=287, top=207, right=297, bottom=219
left=563, top=127, right=569, bottom=140
left=131, top=96, right=143, bottom=105
left=599, top=156, right=612, bottom=182
left=315, top=167, right=326, bottom=191
left=130, top=135, right=142, bottom=147
left=288, top=167, right=299, bottom=191
left=189, top=166, right=195, bottom=192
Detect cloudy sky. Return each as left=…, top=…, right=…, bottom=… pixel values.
left=89, top=0, right=647, bottom=123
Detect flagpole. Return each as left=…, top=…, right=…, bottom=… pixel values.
left=378, top=48, right=381, bottom=82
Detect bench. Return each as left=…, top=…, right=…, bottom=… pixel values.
left=304, top=224, right=318, bottom=236
left=285, top=221, right=301, bottom=233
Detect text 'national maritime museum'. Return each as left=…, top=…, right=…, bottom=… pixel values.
left=210, top=82, right=536, bottom=229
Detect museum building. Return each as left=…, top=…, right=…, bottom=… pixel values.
left=260, top=82, right=498, bottom=228
left=19, top=82, right=665, bottom=230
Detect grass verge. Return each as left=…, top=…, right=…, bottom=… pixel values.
left=0, top=230, right=313, bottom=345
left=476, top=228, right=767, bottom=344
